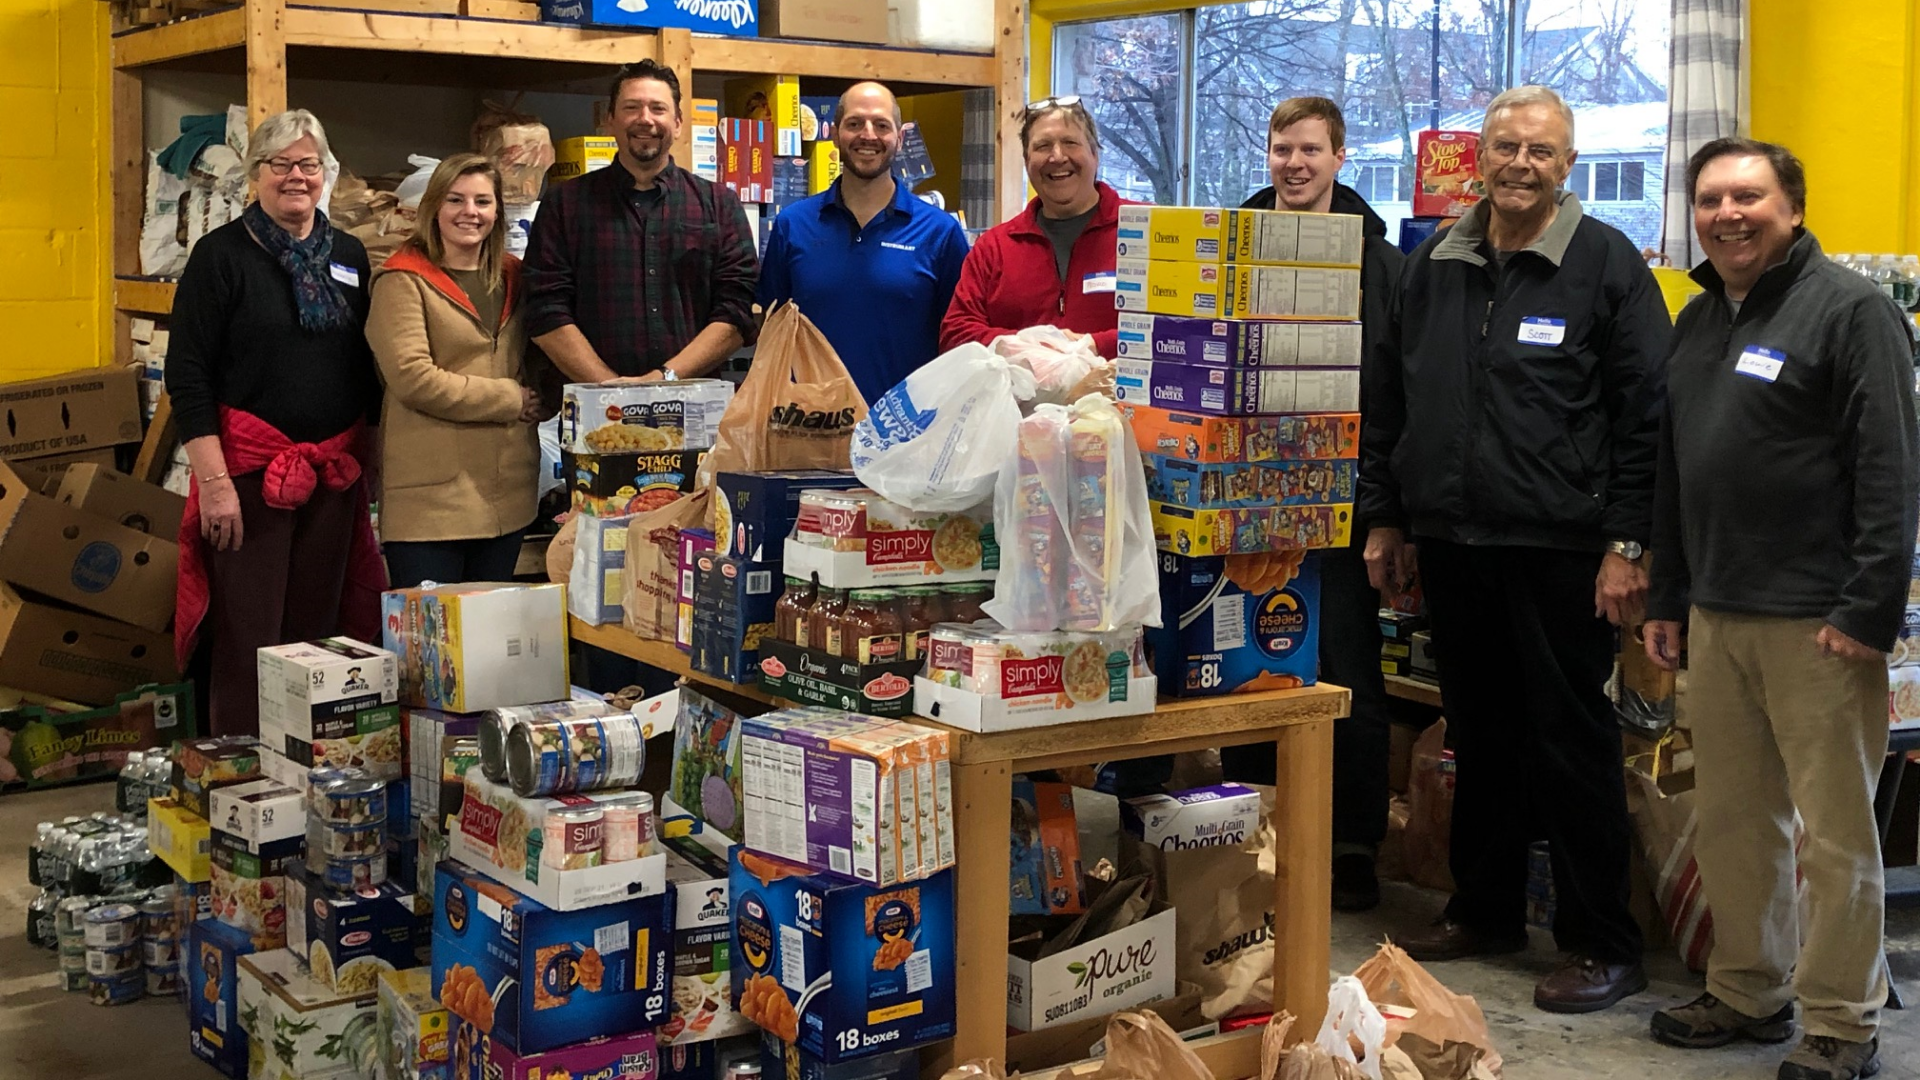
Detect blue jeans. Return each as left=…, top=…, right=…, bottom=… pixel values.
left=383, top=529, right=526, bottom=589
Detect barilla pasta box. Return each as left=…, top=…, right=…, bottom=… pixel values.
left=1115, top=206, right=1364, bottom=267
left=1122, top=405, right=1359, bottom=465
left=761, top=1031, right=918, bottom=1080
left=1148, top=551, right=1320, bottom=697
left=432, top=861, right=673, bottom=1055
left=284, top=863, right=429, bottom=995
left=660, top=836, right=753, bottom=1045
left=188, top=918, right=257, bottom=1079
left=1115, top=313, right=1362, bottom=368
left=1414, top=130, right=1482, bottom=218
left=382, top=584, right=568, bottom=714
left=255, top=638, right=402, bottom=779
left=730, top=850, right=956, bottom=1061
left=1121, top=782, right=1264, bottom=850
left=1143, top=456, right=1357, bottom=510
left=452, top=1019, right=659, bottom=1080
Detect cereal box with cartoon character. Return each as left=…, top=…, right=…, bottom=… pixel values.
left=1122, top=406, right=1358, bottom=465
left=1151, top=503, right=1352, bottom=556
left=382, top=584, right=568, bottom=714
left=1144, top=456, right=1357, bottom=510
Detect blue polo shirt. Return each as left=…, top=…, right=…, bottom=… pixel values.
left=757, top=177, right=971, bottom=404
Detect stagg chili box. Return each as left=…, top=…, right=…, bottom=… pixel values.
left=729, top=850, right=956, bottom=1062
left=1115, top=313, right=1363, bottom=368
left=256, top=637, right=403, bottom=779
left=714, top=470, right=864, bottom=562
left=432, top=860, right=673, bottom=1055
left=0, top=458, right=178, bottom=632
left=1147, top=551, right=1320, bottom=697
left=0, top=366, right=142, bottom=462
left=564, top=449, right=706, bottom=518
left=188, top=917, right=257, bottom=1079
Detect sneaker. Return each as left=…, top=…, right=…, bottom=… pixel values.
left=1332, top=853, right=1380, bottom=912
left=1651, top=992, right=1796, bottom=1048
left=1778, top=1035, right=1880, bottom=1080
left=1534, top=955, right=1648, bottom=1014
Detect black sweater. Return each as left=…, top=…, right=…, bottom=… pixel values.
left=1649, top=230, right=1919, bottom=650
left=164, top=218, right=379, bottom=444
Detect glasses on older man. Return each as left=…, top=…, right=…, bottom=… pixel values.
left=1026, top=95, right=1083, bottom=113
left=266, top=157, right=324, bottom=177
left=1483, top=141, right=1562, bottom=166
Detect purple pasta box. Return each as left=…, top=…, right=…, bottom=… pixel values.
left=1143, top=455, right=1357, bottom=509
left=450, top=1020, right=658, bottom=1080
left=1115, top=358, right=1360, bottom=416
left=738, top=709, right=918, bottom=886
left=1115, top=313, right=1362, bottom=368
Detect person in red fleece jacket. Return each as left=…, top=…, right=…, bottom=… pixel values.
left=940, top=97, right=1133, bottom=357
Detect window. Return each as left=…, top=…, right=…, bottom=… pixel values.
left=1052, top=14, right=1190, bottom=205
left=1351, top=164, right=1402, bottom=206
left=1567, top=159, right=1648, bottom=203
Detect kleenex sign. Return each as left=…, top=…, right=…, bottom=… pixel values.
left=541, top=0, right=758, bottom=35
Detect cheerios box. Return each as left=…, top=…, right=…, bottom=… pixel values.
left=284, top=863, right=429, bottom=994
left=452, top=1019, right=659, bottom=1080
left=729, top=850, right=956, bottom=1062
left=1147, top=551, right=1320, bottom=698
left=432, top=861, right=673, bottom=1055
left=256, top=638, right=403, bottom=779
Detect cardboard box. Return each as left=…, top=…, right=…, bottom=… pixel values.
left=454, top=1020, right=659, bottom=1080
left=661, top=837, right=754, bottom=1045
left=172, top=734, right=263, bottom=819
left=1010, top=778, right=1084, bottom=916
left=1121, top=782, right=1263, bottom=850
left=1143, top=456, right=1356, bottom=510
left=748, top=121, right=774, bottom=202
left=285, top=864, right=429, bottom=993
left=551, top=136, right=618, bottom=183
left=1115, top=314, right=1362, bottom=368
left=1151, top=502, right=1352, bottom=557
left=1116, top=357, right=1360, bottom=415
left=55, top=463, right=185, bottom=536
left=714, top=470, right=864, bottom=562
left=730, top=851, right=956, bottom=1061
left=0, top=680, right=191, bottom=793
left=257, top=637, right=403, bottom=779
left=690, top=553, right=780, bottom=684
left=565, top=449, right=706, bottom=518
left=149, top=795, right=212, bottom=882
left=560, top=381, right=733, bottom=456
left=1114, top=259, right=1362, bottom=320
left=1149, top=552, right=1320, bottom=698
left=431, top=862, right=674, bottom=1055
left=759, top=0, right=886, bottom=43
left=539, top=0, right=757, bottom=34
left=0, top=582, right=177, bottom=705
left=0, top=459, right=178, bottom=631
left=761, top=1033, right=916, bottom=1080
left=208, top=778, right=305, bottom=845
left=807, top=141, right=840, bottom=194
left=1414, top=130, right=1482, bottom=219
left=727, top=75, right=803, bottom=157
left=1006, top=898, right=1177, bottom=1032
left=0, top=366, right=143, bottom=462
left=1002, top=987, right=1211, bottom=1075
left=382, top=583, right=569, bottom=713
left=188, top=919, right=257, bottom=1079
left=237, top=952, right=382, bottom=1079
left=570, top=512, right=632, bottom=627
left=1123, top=406, right=1360, bottom=465
left=379, top=967, right=451, bottom=1080
left=451, top=771, right=669, bottom=910
left=1115, top=206, right=1364, bottom=267
left=754, top=638, right=917, bottom=717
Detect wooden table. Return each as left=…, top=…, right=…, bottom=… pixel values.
left=569, top=618, right=1350, bottom=1074
left=1385, top=673, right=1443, bottom=709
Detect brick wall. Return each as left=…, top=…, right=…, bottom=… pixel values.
left=0, top=0, right=107, bottom=380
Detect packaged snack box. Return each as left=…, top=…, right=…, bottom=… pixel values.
left=1115, top=313, right=1362, bottom=368
left=1143, top=456, right=1356, bottom=510
left=382, top=583, right=568, bottom=714
left=237, top=951, right=382, bottom=1080
left=208, top=778, right=304, bottom=845
left=1115, top=259, right=1362, bottom=320
left=379, top=967, right=450, bottom=1080
left=1115, top=206, right=1364, bottom=267
left=256, top=638, right=402, bottom=779
left=560, top=380, right=733, bottom=455
left=1123, top=406, right=1359, bottom=465
left=1148, top=551, right=1321, bottom=697
left=1009, top=778, right=1084, bottom=916
left=171, top=735, right=263, bottom=820
left=149, top=795, right=212, bottom=882
left=660, top=837, right=753, bottom=1045
left=209, top=821, right=300, bottom=949
left=1115, top=358, right=1360, bottom=415
left=1414, top=130, right=1482, bottom=218
left=451, top=1019, right=658, bottom=1080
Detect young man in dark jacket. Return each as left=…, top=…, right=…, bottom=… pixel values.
left=1359, top=86, right=1669, bottom=1013
left=1643, top=138, right=1917, bottom=1080
left=1223, top=96, right=1403, bottom=912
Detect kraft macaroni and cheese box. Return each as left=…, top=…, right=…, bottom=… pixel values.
left=1115, top=357, right=1361, bottom=415
left=188, top=918, right=257, bottom=1079
left=730, top=851, right=956, bottom=1062
left=1115, top=313, right=1362, bottom=368
left=1115, top=259, right=1362, bottom=319
left=1121, top=782, right=1264, bottom=849
left=1152, top=503, right=1352, bottom=557
left=450, top=1019, right=659, bottom=1080
left=432, top=862, right=673, bottom=1055
left=1124, top=406, right=1360, bottom=465
left=1144, top=456, right=1357, bottom=510
left=1115, top=206, right=1365, bottom=267
left=1009, top=778, right=1084, bottom=916
left=761, top=1031, right=918, bottom=1080
left=1147, top=551, right=1320, bottom=696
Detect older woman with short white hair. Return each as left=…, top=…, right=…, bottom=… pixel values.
left=165, top=108, right=388, bottom=737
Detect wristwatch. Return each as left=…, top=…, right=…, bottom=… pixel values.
left=1607, top=539, right=1645, bottom=561
left=659, top=367, right=680, bottom=381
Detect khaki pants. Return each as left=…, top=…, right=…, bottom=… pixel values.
left=1686, top=608, right=1890, bottom=1041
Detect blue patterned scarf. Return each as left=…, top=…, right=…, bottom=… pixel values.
left=244, top=200, right=354, bottom=333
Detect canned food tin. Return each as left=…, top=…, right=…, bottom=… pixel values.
left=728, top=1062, right=763, bottom=1080
left=321, top=854, right=388, bottom=891
left=480, top=701, right=615, bottom=782
left=90, top=970, right=144, bottom=1005
left=142, top=935, right=180, bottom=967
left=602, top=793, right=655, bottom=863
left=139, top=894, right=177, bottom=941
left=145, top=963, right=181, bottom=997
left=308, top=819, right=386, bottom=858
left=86, top=943, right=142, bottom=976
left=541, top=807, right=606, bottom=871
left=59, top=945, right=88, bottom=974
left=505, top=720, right=570, bottom=797
left=82, top=903, right=142, bottom=949
left=311, top=774, right=387, bottom=826
left=56, top=896, right=95, bottom=938
left=61, top=969, right=90, bottom=992
left=506, top=714, right=647, bottom=797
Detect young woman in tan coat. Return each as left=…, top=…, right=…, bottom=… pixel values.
left=366, top=153, right=544, bottom=587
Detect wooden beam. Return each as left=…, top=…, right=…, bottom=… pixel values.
left=247, top=0, right=289, bottom=129
left=282, top=7, right=655, bottom=64
left=993, top=0, right=1027, bottom=222
left=133, top=395, right=177, bottom=485
left=111, top=7, right=247, bottom=68
left=658, top=27, right=694, bottom=167
left=1385, top=673, right=1443, bottom=709
left=111, top=71, right=144, bottom=283
left=115, top=278, right=178, bottom=315
left=1272, top=715, right=1334, bottom=1040
left=691, top=36, right=996, bottom=87
left=946, top=756, right=1014, bottom=1066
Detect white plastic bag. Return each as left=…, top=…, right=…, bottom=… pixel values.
left=850, top=342, right=1035, bottom=513
left=1317, top=976, right=1388, bottom=1080
left=537, top=416, right=564, bottom=498
left=395, top=154, right=443, bottom=211
left=991, top=326, right=1114, bottom=408
left=984, top=392, right=1160, bottom=632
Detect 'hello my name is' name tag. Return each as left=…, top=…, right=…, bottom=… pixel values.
left=329, top=263, right=360, bottom=287
left=1735, top=345, right=1786, bottom=382
left=1082, top=271, right=1118, bottom=294
left=1517, top=316, right=1566, bottom=346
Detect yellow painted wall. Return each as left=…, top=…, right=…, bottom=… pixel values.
left=0, top=0, right=108, bottom=380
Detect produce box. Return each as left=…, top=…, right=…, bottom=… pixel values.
left=209, top=822, right=300, bottom=949
left=1143, top=456, right=1357, bottom=510
left=730, top=851, right=956, bottom=1061
left=1115, top=358, right=1360, bottom=415
left=1149, top=551, right=1320, bottom=697
left=1009, top=778, right=1084, bottom=916
left=1115, top=313, right=1362, bottom=368
left=690, top=552, right=779, bottom=684
left=1151, top=502, right=1352, bottom=557
left=431, top=861, right=674, bottom=1055
left=1115, top=206, right=1364, bottom=267
left=564, top=449, right=705, bottom=517
left=0, top=582, right=177, bottom=705
left=570, top=512, right=633, bottom=626
left=660, top=837, right=753, bottom=1045
left=1114, top=259, right=1361, bottom=320
left=55, top=462, right=186, bottom=535
left=677, top=528, right=717, bottom=651
left=1006, top=901, right=1177, bottom=1032
left=754, top=639, right=918, bottom=718
left=208, top=778, right=304, bottom=845
left=0, top=366, right=142, bottom=462
left=187, top=919, right=257, bottom=1079
left=237, top=951, right=382, bottom=1080
left=714, top=470, right=864, bottom=562
left=171, top=734, right=261, bottom=820
left=1122, top=406, right=1359, bottom=465
left=1, top=682, right=192, bottom=794
left=450, top=772, right=669, bottom=910
left=1414, top=130, right=1482, bottom=218
left=1122, top=782, right=1262, bottom=850
left=452, top=1020, right=659, bottom=1080
left=761, top=1032, right=917, bottom=1080
left=285, top=864, right=430, bottom=994
left=784, top=491, right=997, bottom=590
left=558, top=380, right=733, bottom=455
left=670, top=688, right=746, bottom=841
left=0, top=459, right=178, bottom=631
left=256, top=637, right=403, bottom=779
left=550, top=136, right=618, bottom=183
left=149, top=795, right=212, bottom=882
left=382, top=583, right=569, bottom=713
left=379, top=967, right=451, bottom=1080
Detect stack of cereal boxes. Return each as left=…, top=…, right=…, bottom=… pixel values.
left=1113, top=205, right=1362, bottom=697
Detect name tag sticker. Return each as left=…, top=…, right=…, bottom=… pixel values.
left=1735, top=345, right=1786, bottom=382
left=1517, top=317, right=1566, bottom=346
left=329, top=263, right=360, bottom=287
left=1082, top=271, right=1118, bottom=295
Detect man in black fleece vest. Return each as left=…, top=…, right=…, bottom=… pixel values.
left=1644, top=138, right=1917, bottom=1080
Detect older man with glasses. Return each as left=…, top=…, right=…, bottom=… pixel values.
left=1358, top=85, right=1671, bottom=1013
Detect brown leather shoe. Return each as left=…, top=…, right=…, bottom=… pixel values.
left=1394, top=918, right=1529, bottom=962
left=1534, top=955, right=1648, bottom=1014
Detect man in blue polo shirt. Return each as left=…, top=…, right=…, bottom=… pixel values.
left=757, top=81, right=971, bottom=403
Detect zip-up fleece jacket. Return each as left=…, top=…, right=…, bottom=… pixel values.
left=939, top=182, right=1133, bottom=357
left=1358, top=191, right=1670, bottom=550
left=1649, top=229, right=1919, bottom=650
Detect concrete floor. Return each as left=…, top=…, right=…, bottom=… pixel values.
left=4, top=781, right=1919, bottom=1080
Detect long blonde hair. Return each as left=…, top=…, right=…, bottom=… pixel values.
left=406, top=153, right=508, bottom=295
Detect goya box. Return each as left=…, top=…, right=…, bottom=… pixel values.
left=1115, top=258, right=1362, bottom=319
left=762, top=1031, right=918, bottom=1080
left=380, top=967, right=451, bottom=1080
left=730, top=850, right=956, bottom=1062
left=286, top=863, right=429, bottom=995
left=1115, top=313, right=1362, bottom=368
left=452, top=1020, right=658, bottom=1080
left=1123, top=405, right=1359, bottom=465
left=559, top=380, right=733, bottom=455
left=714, top=470, right=865, bottom=562
left=256, top=638, right=402, bottom=779
left=1151, top=502, right=1351, bottom=556
left=1414, top=130, right=1482, bottom=218
left=1115, top=206, right=1364, bottom=267
left=188, top=918, right=257, bottom=1079
left=565, top=449, right=706, bottom=518
left=661, top=837, right=753, bottom=1045
left=383, top=583, right=569, bottom=714
left=1147, top=551, right=1320, bottom=697
left=1143, top=456, right=1357, bottom=510
left=432, top=861, right=673, bottom=1055
left=1115, top=357, right=1360, bottom=415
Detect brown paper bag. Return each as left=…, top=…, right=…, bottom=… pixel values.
left=1403, top=720, right=1455, bottom=892
left=697, top=303, right=867, bottom=488
left=1091, top=1013, right=1211, bottom=1080
left=1152, top=821, right=1274, bottom=1020
left=1351, top=943, right=1502, bottom=1078
left=546, top=513, right=578, bottom=583
left=621, top=489, right=710, bottom=642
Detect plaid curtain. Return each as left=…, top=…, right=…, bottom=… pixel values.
left=1663, top=0, right=1746, bottom=267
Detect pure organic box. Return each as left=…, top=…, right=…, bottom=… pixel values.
left=237, top=951, right=382, bottom=1080
left=1115, top=313, right=1362, bottom=369
left=714, top=470, right=864, bottom=562
left=379, top=967, right=451, bottom=1080
left=1114, top=259, right=1362, bottom=320
left=1143, top=456, right=1356, bottom=510
left=453, top=1020, right=659, bottom=1080
left=565, top=449, right=706, bottom=518
left=1123, top=406, right=1360, bottom=465
left=0, top=366, right=143, bottom=462
left=550, top=136, right=618, bottom=182
left=1121, top=782, right=1264, bottom=849
left=431, top=861, right=674, bottom=1055
left=382, top=583, right=569, bottom=713
left=1151, top=503, right=1351, bottom=557
left=188, top=919, right=257, bottom=1079
left=0, top=459, right=179, bottom=631
left=729, top=851, right=956, bottom=1061
left=1115, top=206, right=1364, bottom=267
left=1115, top=358, right=1361, bottom=415
left=257, top=637, right=403, bottom=778
left=285, top=864, right=429, bottom=994
left=0, top=582, right=178, bottom=705
left=1, top=682, right=192, bottom=794
left=1005, top=900, right=1177, bottom=1032
left=661, top=837, right=754, bottom=1045
left=1148, top=551, right=1320, bottom=698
